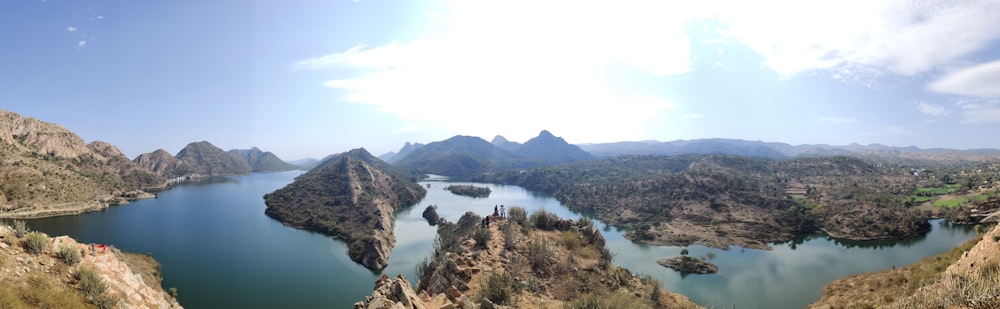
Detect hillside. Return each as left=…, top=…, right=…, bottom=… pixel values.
left=477, top=155, right=931, bottom=249
left=393, top=135, right=526, bottom=177
left=355, top=209, right=702, bottom=308
left=0, top=110, right=164, bottom=219
left=513, top=130, right=595, bottom=164
left=262, top=148, right=426, bottom=270
left=0, top=222, right=182, bottom=308
left=174, top=141, right=251, bottom=176
left=133, top=149, right=198, bottom=179
left=809, top=224, right=1000, bottom=308
left=227, top=147, right=298, bottom=172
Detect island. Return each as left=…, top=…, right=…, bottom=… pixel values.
left=656, top=252, right=719, bottom=275
left=444, top=185, right=491, bottom=198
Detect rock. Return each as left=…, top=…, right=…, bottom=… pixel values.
left=422, top=205, right=441, bottom=226
left=355, top=274, right=426, bottom=309
left=446, top=285, right=462, bottom=301
left=656, top=256, right=719, bottom=274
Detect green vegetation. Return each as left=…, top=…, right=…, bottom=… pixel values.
left=479, top=269, right=521, bottom=306
left=13, top=220, right=28, bottom=237
left=23, top=231, right=50, bottom=254
left=932, top=191, right=994, bottom=208
left=507, top=206, right=528, bottom=226
left=77, top=266, right=117, bottom=309
left=0, top=272, right=91, bottom=309
left=57, top=245, right=82, bottom=265
left=471, top=226, right=491, bottom=249
left=914, top=183, right=961, bottom=195
left=444, top=184, right=491, bottom=198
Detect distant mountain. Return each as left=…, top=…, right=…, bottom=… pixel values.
left=263, top=148, right=426, bottom=270
left=514, top=130, right=595, bottom=164
left=578, top=138, right=788, bottom=158
left=288, top=158, right=320, bottom=170
left=133, top=149, right=197, bottom=179
left=174, top=141, right=251, bottom=176
left=490, top=135, right=521, bottom=152
left=379, top=142, right=424, bottom=163
left=227, top=147, right=298, bottom=172
left=393, top=135, right=527, bottom=176
left=0, top=110, right=164, bottom=218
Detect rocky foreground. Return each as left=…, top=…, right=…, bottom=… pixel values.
left=355, top=209, right=703, bottom=309
left=0, top=224, right=182, bottom=308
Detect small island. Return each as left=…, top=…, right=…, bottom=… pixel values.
left=444, top=185, right=491, bottom=198
left=657, top=250, right=718, bottom=275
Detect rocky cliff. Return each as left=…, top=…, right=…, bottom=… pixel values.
left=263, top=148, right=426, bottom=270
left=0, top=224, right=182, bottom=308
left=133, top=149, right=198, bottom=179
left=0, top=110, right=164, bottom=218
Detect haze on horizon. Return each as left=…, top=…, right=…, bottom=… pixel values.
left=3, top=0, right=1000, bottom=160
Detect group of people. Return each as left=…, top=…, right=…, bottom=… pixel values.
left=481, top=204, right=507, bottom=228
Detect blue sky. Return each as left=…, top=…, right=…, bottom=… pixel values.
left=3, top=0, right=1000, bottom=160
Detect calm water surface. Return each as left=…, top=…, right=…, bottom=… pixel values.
left=24, top=172, right=979, bottom=309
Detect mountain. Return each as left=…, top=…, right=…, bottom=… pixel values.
left=490, top=135, right=521, bottom=152
left=174, top=141, right=251, bottom=176
left=288, top=158, right=320, bottom=170
left=393, top=135, right=526, bottom=177
left=0, top=110, right=164, bottom=218
left=513, top=130, right=595, bottom=164
left=378, top=142, right=424, bottom=163
left=263, top=148, right=426, bottom=270
left=133, top=149, right=197, bottom=179
left=227, top=147, right=298, bottom=172
left=578, top=138, right=788, bottom=158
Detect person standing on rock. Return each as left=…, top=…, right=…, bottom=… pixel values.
left=500, top=205, right=505, bottom=219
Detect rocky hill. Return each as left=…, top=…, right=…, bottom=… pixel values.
left=0, top=110, right=164, bottom=218
left=809, top=224, right=1000, bottom=308
left=175, top=141, right=251, bottom=176
left=379, top=142, right=424, bottom=163
left=133, top=149, right=198, bottom=179
left=514, top=130, right=595, bottom=164
left=393, top=135, right=527, bottom=177
left=263, top=148, right=426, bottom=270
left=0, top=223, right=182, bottom=308
left=227, top=147, right=298, bottom=172
left=355, top=209, right=703, bottom=308
left=491, top=135, right=520, bottom=152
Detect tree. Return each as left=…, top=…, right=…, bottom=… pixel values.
left=680, top=248, right=689, bottom=256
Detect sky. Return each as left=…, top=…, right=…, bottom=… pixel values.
left=3, top=0, right=1000, bottom=161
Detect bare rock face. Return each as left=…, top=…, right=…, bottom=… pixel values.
left=0, top=110, right=91, bottom=158
left=354, top=274, right=426, bottom=309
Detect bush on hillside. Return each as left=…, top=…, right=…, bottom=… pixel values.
left=57, top=245, right=81, bottom=265
left=24, top=231, right=49, bottom=254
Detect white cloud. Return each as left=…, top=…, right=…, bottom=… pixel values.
left=916, top=102, right=950, bottom=117
left=299, top=0, right=687, bottom=142
left=703, top=0, right=1000, bottom=76
left=818, top=117, right=858, bottom=124
left=77, top=40, right=86, bottom=48
left=928, top=59, right=1000, bottom=98
left=683, top=113, right=705, bottom=119
left=66, top=26, right=77, bottom=32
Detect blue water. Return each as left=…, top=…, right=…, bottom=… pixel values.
left=23, top=172, right=981, bottom=309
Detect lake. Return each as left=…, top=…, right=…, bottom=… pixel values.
left=23, top=172, right=980, bottom=308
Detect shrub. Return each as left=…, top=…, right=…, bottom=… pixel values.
left=471, top=226, right=491, bottom=250
left=576, top=216, right=594, bottom=229
left=561, top=230, right=582, bottom=250
left=528, top=237, right=554, bottom=276
left=78, top=266, right=109, bottom=304
left=529, top=210, right=557, bottom=230
left=57, top=245, right=81, bottom=265
left=13, top=220, right=28, bottom=238
left=598, top=247, right=614, bottom=269
left=501, top=223, right=518, bottom=251
left=23, top=231, right=49, bottom=254
left=508, top=207, right=528, bottom=226
left=479, top=270, right=520, bottom=306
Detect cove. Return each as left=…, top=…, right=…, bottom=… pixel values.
left=23, top=172, right=979, bottom=309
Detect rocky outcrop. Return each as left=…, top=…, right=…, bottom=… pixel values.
left=0, top=225, right=182, bottom=308
left=422, top=205, right=441, bottom=226
left=263, top=148, right=426, bottom=270
left=354, top=274, right=425, bottom=309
